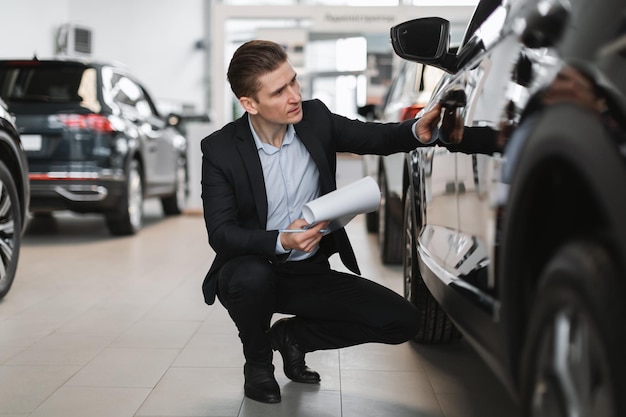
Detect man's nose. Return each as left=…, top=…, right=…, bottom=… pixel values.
left=287, top=85, right=301, bottom=101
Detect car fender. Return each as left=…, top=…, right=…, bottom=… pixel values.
left=498, top=102, right=626, bottom=388
left=0, top=110, right=30, bottom=228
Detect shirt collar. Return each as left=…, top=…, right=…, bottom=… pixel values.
left=248, top=115, right=296, bottom=154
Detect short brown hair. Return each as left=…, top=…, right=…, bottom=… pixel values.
left=227, top=40, right=288, bottom=99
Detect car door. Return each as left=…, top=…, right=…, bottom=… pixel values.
left=422, top=3, right=517, bottom=317
left=439, top=0, right=567, bottom=317
left=109, top=71, right=175, bottom=192
left=134, top=81, right=177, bottom=192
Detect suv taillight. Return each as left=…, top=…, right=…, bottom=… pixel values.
left=57, top=114, right=115, bottom=133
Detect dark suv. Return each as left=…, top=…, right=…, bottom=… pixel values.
left=392, top=0, right=626, bottom=415
left=0, top=96, right=29, bottom=299
left=0, top=59, right=188, bottom=235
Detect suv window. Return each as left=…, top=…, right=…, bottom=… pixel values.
left=0, top=65, right=86, bottom=103
left=0, top=64, right=101, bottom=112
left=385, top=63, right=412, bottom=108
left=103, top=68, right=155, bottom=120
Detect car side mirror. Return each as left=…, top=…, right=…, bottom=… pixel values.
left=390, top=17, right=458, bottom=73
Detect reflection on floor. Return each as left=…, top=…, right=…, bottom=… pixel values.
left=0, top=156, right=518, bottom=417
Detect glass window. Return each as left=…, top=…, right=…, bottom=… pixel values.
left=473, top=4, right=507, bottom=48
left=0, top=65, right=85, bottom=103
left=386, top=62, right=410, bottom=106
left=107, top=71, right=154, bottom=119
left=77, top=68, right=101, bottom=113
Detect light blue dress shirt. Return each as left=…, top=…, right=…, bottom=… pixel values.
left=249, top=117, right=320, bottom=261
left=249, top=116, right=422, bottom=262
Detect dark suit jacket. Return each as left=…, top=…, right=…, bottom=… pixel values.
left=200, top=99, right=424, bottom=305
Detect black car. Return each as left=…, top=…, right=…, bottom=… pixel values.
left=358, top=61, right=445, bottom=265
left=0, top=96, right=29, bottom=299
left=0, top=59, right=188, bottom=235
left=391, top=0, right=626, bottom=415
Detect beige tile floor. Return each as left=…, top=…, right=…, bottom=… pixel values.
left=0, top=156, right=519, bottom=417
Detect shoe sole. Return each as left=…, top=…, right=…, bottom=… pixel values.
left=244, top=386, right=281, bottom=403
left=285, top=373, right=321, bottom=384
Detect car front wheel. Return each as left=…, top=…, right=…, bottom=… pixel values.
left=379, top=167, right=402, bottom=264
left=0, top=159, right=22, bottom=299
left=522, top=241, right=626, bottom=417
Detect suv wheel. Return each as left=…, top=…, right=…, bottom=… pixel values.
left=522, top=241, right=626, bottom=417
left=379, top=167, right=402, bottom=264
left=403, top=187, right=460, bottom=343
left=161, top=157, right=187, bottom=215
left=365, top=209, right=378, bottom=233
left=105, top=160, right=144, bottom=235
left=0, top=160, right=22, bottom=299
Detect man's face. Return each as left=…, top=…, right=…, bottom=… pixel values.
left=241, top=60, right=303, bottom=125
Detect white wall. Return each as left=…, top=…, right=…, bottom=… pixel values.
left=211, top=4, right=475, bottom=128
left=0, top=0, right=206, bottom=114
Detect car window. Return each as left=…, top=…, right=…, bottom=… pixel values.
left=0, top=65, right=86, bottom=103
left=382, top=61, right=417, bottom=112
left=102, top=67, right=157, bottom=120
left=461, top=0, right=503, bottom=46
left=114, top=75, right=153, bottom=119
left=76, top=68, right=100, bottom=112
left=387, top=65, right=410, bottom=107
left=0, top=64, right=101, bottom=112
left=473, top=5, right=508, bottom=49
left=422, top=65, right=445, bottom=95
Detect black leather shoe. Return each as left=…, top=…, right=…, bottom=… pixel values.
left=243, top=363, right=281, bottom=403
left=268, top=318, right=321, bottom=384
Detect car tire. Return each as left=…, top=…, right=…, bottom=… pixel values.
left=0, top=159, right=22, bottom=300
left=105, top=160, right=144, bottom=235
left=365, top=209, right=378, bottom=233
left=161, top=157, right=188, bottom=216
left=403, top=187, right=460, bottom=343
left=521, top=240, right=626, bottom=417
left=378, top=167, right=402, bottom=264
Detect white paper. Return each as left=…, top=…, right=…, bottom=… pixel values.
left=302, top=176, right=381, bottom=231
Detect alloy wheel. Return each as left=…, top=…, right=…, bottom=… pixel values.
left=529, top=307, right=614, bottom=417
left=127, top=164, right=143, bottom=230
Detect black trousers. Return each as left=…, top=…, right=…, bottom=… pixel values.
left=216, top=252, right=420, bottom=366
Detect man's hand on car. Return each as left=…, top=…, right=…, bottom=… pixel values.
left=415, top=102, right=443, bottom=143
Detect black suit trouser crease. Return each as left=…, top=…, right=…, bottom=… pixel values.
left=216, top=254, right=420, bottom=365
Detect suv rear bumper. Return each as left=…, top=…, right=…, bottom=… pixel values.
left=29, top=173, right=127, bottom=213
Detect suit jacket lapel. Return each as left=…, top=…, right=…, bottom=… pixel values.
left=232, top=113, right=336, bottom=228
left=234, top=115, right=268, bottom=227
left=295, top=121, right=335, bottom=195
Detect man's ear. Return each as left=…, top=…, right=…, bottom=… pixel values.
left=239, top=96, right=258, bottom=115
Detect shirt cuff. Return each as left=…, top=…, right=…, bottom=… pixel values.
left=412, top=120, right=438, bottom=145
left=435, top=126, right=454, bottom=144
left=275, top=233, right=290, bottom=255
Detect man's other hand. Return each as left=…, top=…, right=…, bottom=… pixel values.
left=280, top=220, right=330, bottom=253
